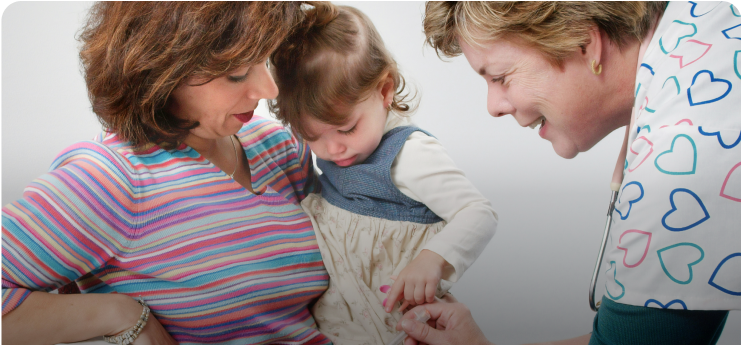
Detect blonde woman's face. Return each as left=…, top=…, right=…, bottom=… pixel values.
left=460, top=38, right=617, bottom=159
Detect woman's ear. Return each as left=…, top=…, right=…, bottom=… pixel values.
left=583, top=25, right=604, bottom=68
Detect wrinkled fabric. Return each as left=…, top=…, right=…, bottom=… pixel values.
left=304, top=194, right=450, bottom=345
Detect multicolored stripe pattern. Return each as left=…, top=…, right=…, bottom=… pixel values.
left=2, top=116, right=330, bottom=344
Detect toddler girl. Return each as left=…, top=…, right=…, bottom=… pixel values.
left=269, top=4, right=498, bottom=344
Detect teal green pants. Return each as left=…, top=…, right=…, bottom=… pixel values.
left=590, top=297, right=728, bottom=345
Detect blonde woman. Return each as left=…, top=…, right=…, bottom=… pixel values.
left=398, top=2, right=740, bottom=345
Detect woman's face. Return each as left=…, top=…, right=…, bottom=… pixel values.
left=168, top=60, right=278, bottom=143
left=460, top=38, right=622, bottom=159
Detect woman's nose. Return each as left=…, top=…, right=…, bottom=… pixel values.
left=248, top=63, right=279, bottom=100
left=487, top=85, right=514, bottom=118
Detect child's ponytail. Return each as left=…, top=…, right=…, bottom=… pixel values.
left=271, top=2, right=339, bottom=73
left=302, top=2, right=338, bottom=31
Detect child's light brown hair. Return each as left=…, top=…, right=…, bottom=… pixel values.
left=269, top=3, right=414, bottom=140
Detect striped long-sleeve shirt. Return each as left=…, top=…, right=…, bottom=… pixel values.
left=2, top=116, right=331, bottom=344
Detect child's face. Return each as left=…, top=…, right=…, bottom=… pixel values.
left=303, top=86, right=391, bottom=167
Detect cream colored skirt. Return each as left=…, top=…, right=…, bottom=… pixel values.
left=302, top=193, right=450, bottom=345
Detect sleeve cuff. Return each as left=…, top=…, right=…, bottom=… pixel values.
left=2, top=288, right=32, bottom=316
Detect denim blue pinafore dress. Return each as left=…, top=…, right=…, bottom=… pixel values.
left=302, top=126, right=449, bottom=345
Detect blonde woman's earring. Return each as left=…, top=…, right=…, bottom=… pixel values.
left=591, top=60, right=602, bottom=75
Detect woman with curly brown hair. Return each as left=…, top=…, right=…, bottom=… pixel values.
left=398, top=1, right=739, bottom=345
left=2, top=2, right=332, bottom=344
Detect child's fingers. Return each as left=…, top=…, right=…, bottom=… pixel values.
left=425, top=282, right=436, bottom=304
left=398, top=300, right=410, bottom=313
left=404, top=281, right=416, bottom=306
left=385, top=279, right=405, bottom=313
left=413, top=283, right=425, bottom=305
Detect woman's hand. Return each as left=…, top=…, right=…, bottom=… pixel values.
left=2, top=292, right=177, bottom=345
left=133, top=317, right=178, bottom=345
left=396, top=295, right=493, bottom=345
left=107, top=295, right=178, bottom=345
left=384, top=250, right=448, bottom=312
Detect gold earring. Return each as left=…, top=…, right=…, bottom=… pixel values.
left=386, top=103, right=392, bottom=111
left=591, top=60, right=602, bottom=75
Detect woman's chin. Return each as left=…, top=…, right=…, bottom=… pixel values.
left=215, top=122, right=245, bottom=139
left=551, top=141, right=580, bottom=159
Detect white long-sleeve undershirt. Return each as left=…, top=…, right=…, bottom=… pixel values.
left=385, top=113, right=498, bottom=282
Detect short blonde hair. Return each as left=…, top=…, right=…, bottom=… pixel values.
left=269, top=3, right=413, bottom=140
left=423, top=1, right=666, bottom=65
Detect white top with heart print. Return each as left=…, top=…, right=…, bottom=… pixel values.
left=602, top=1, right=741, bottom=311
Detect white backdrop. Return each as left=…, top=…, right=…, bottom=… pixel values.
left=2, top=2, right=738, bottom=344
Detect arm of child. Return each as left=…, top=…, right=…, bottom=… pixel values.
left=386, top=249, right=448, bottom=309
left=384, top=131, right=498, bottom=312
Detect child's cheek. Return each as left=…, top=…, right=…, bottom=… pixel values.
left=308, top=143, right=328, bottom=161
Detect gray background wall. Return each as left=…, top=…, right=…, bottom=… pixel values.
left=2, top=2, right=738, bottom=344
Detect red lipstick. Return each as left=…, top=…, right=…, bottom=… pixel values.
left=234, top=110, right=254, bottom=123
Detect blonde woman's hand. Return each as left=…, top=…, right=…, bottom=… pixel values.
left=384, top=250, right=448, bottom=313
left=396, top=297, right=493, bottom=345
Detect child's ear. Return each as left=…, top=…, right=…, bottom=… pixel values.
left=378, top=73, right=395, bottom=105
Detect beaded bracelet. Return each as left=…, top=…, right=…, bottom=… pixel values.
left=104, top=297, right=150, bottom=345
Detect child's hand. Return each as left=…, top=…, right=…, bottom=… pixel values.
left=384, top=249, right=448, bottom=313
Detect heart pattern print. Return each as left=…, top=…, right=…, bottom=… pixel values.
left=602, top=1, right=741, bottom=311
